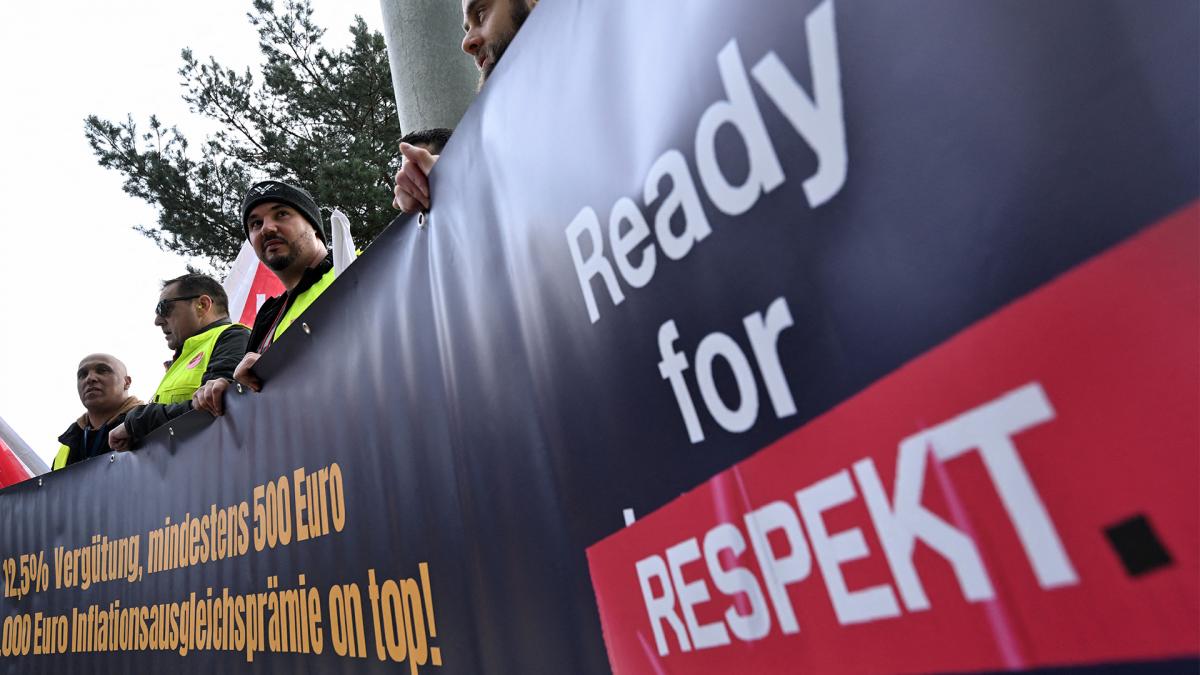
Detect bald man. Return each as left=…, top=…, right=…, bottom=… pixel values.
left=51, top=354, right=143, bottom=471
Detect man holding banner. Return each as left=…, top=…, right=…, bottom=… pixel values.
left=108, top=274, right=249, bottom=451
left=12, top=0, right=1197, bottom=671
left=393, top=0, right=537, bottom=214
left=192, top=180, right=335, bottom=416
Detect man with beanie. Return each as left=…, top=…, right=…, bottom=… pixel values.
left=192, top=180, right=335, bottom=416
left=107, top=273, right=250, bottom=451
left=52, top=354, right=143, bottom=470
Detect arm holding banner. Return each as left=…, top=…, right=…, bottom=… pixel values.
left=393, top=142, right=437, bottom=212
left=191, top=351, right=261, bottom=416
left=191, top=378, right=230, bottom=416
left=114, top=326, right=250, bottom=448
left=233, top=352, right=262, bottom=392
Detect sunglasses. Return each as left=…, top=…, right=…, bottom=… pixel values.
left=155, top=295, right=200, bottom=318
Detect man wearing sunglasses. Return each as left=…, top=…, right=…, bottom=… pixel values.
left=192, top=180, right=334, bottom=416
left=108, top=273, right=250, bottom=450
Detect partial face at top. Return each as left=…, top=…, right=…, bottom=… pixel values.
left=75, top=354, right=130, bottom=412
left=462, top=0, right=532, bottom=87
left=247, top=201, right=321, bottom=274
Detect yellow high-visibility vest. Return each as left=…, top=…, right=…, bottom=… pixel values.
left=153, top=323, right=243, bottom=405
left=273, top=268, right=336, bottom=341
left=51, top=444, right=69, bottom=471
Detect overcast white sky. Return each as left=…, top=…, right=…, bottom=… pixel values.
left=0, top=0, right=385, bottom=469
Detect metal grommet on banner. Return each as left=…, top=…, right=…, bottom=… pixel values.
left=236, top=382, right=244, bottom=394
left=37, top=478, right=42, bottom=487
left=302, top=322, right=311, bottom=335
left=417, top=212, right=426, bottom=229
left=109, top=454, right=115, bottom=463
left=169, top=427, right=175, bottom=437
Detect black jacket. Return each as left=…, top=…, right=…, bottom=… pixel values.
left=56, top=396, right=142, bottom=468
left=121, top=319, right=250, bottom=447
left=247, top=253, right=334, bottom=354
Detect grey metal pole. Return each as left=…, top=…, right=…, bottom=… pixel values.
left=379, top=0, right=478, bottom=134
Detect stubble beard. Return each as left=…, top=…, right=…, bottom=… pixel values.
left=477, top=1, right=530, bottom=91
left=477, top=37, right=510, bottom=90
left=262, top=238, right=297, bottom=271
left=265, top=249, right=297, bottom=272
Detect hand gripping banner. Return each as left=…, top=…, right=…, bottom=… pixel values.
left=0, top=0, right=1196, bottom=672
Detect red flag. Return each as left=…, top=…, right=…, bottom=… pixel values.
left=0, top=414, right=44, bottom=484
left=0, top=438, right=31, bottom=486
left=223, top=241, right=284, bottom=327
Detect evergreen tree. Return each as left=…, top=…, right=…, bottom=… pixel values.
left=85, top=0, right=403, bottom=268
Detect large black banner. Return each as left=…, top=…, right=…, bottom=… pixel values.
left=2, top=0, right=1196, bottom=672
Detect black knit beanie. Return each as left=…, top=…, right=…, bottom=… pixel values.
left=241, top=180, right=326, bottom=243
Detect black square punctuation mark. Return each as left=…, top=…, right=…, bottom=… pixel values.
left=1104, top=513, right=1173, bottom=577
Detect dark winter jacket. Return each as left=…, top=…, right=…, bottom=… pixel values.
left=248, top=253, right=335, bottom=354
left=121, top=319, right=250, bottom=447
left=53, top=396, right=142, bottom=469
